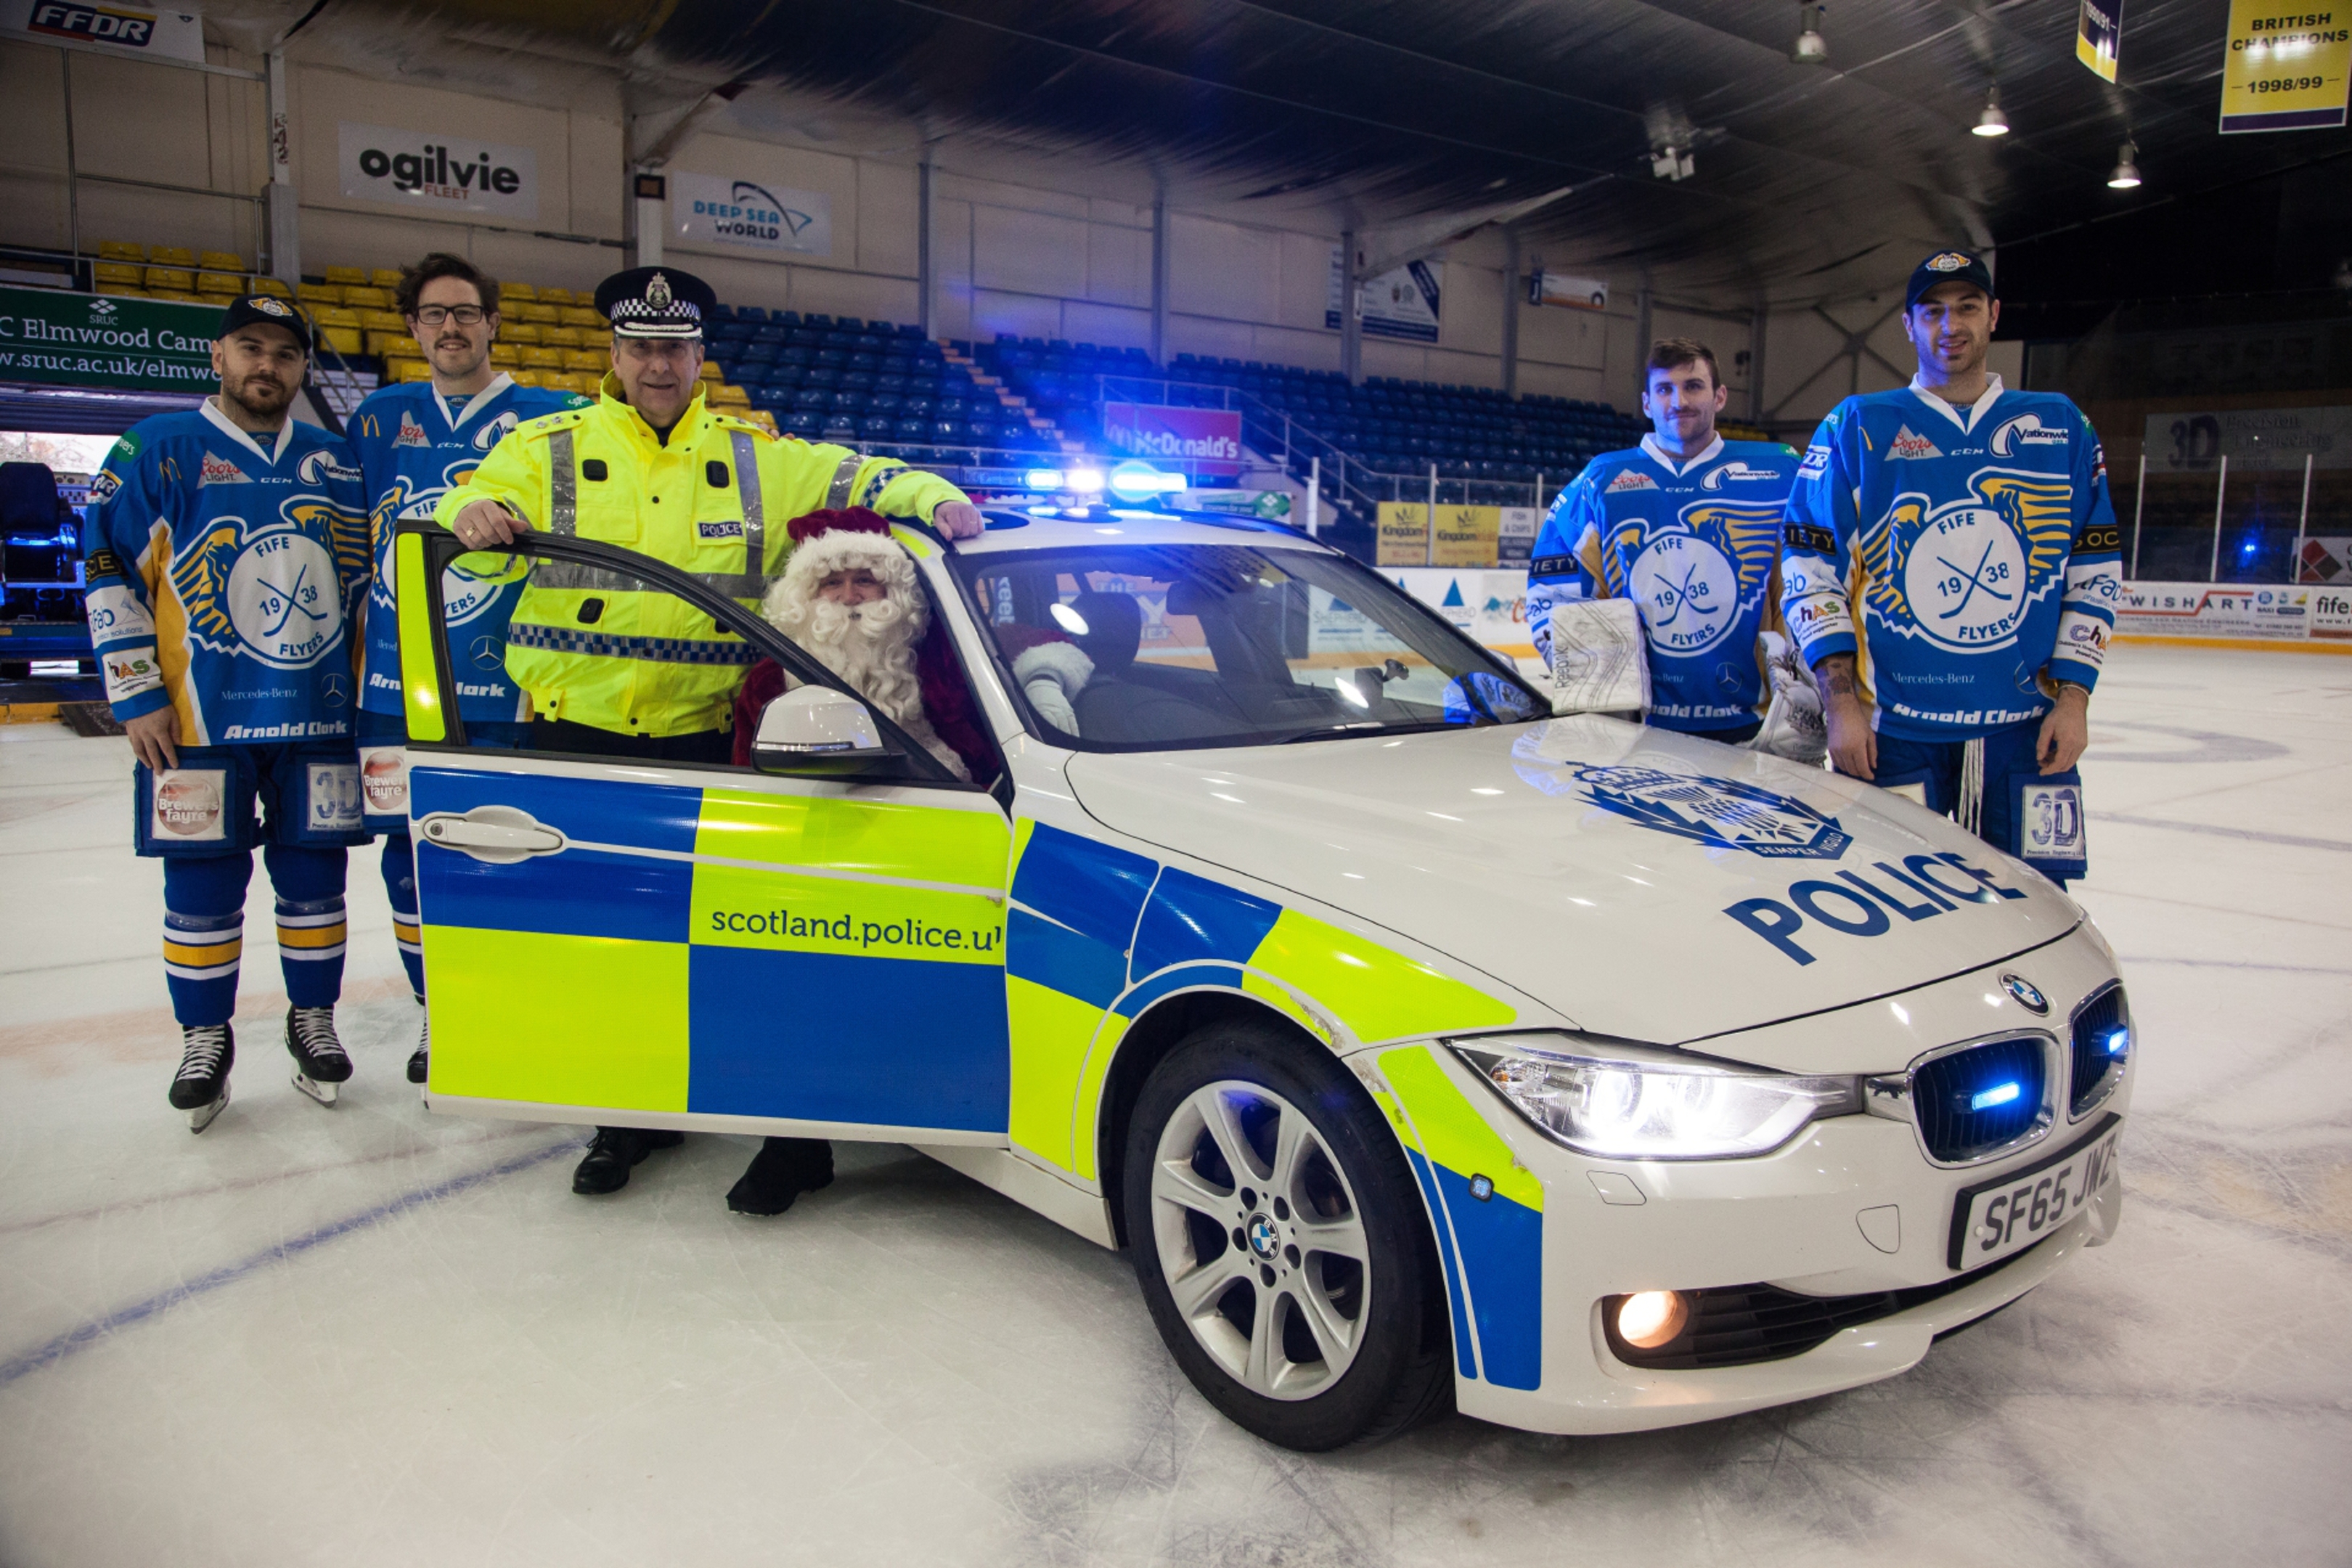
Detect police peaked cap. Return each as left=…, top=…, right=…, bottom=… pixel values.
left=217, top=293, right=313, bottom=353
left=595, top=266, right=715, bottom=339
left=1906, top=250, right=1996, bottom=310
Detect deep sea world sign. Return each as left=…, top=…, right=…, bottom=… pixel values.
left=338, top=122, right=538, bottom=220
left=671, top=173, right=832, bottom=257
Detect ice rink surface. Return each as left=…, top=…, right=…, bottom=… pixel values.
left=1, top=640, right=2347, bottom=1568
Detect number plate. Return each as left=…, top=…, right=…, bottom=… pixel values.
left=1945, top=1114, right=2122, bottom=1270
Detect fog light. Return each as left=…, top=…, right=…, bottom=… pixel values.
left=1617, top=1289, right=1689, bottom=1349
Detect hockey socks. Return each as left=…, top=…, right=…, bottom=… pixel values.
left=161, top=856, right=250, bottom=1027
left=266, top=844, right=348, bottom=1008
left=380, top=830, right=425, bottom=1003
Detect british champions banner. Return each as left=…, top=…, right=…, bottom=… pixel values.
left=0, top=285, right=219, bottom=393
left=2219, top=0, right=2351, bottom=131
left=670, top=173, right=832, bottom=257
left=1101, top=403, right=1244, bottom=476
left=338, top=122, right=538, bottom=220
left=2075, top=0, right=2123, bottom=81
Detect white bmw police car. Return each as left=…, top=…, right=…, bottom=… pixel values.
left=394, top=505, right=2130, bottom=1452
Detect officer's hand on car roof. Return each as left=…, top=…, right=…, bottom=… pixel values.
left=449, top=498, right=531, bottom=550
left=932, top=501, right=983, bottom=540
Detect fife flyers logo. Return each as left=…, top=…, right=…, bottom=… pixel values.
left=170, top=498, right=369, bottom=671
left=1857, top=470, right=2074, bottom=655
left=1592, top=500, right=1782, bottom=658
left=367, top=468, right=510, bottom=629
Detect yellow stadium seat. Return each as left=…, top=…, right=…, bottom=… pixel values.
left=314, top=306, right=362, bottom=328
left=521, top=347, right=564, bottom=369
left=709, top=384, right=750, bottom=407
left=560, top=348, right=605, bottom=372
left=489, top=343, right=520, bottom=366
left=144, top=266, right=195, bottom=292
left=318, top=327, right=363, bottom=356
left=510, top=369, right=546, bottom=388
left=199, top=251, right=246, bottom=273
left=98, top=240, right=145, bottom=262
left=741, top=409, right=778, bottom=436
left=358, top=309, right=405, bottom=332
left=195, top=271, right=243, bottom=295
left=324, top=265, right=366, bottom=286
left=340, top=287, right=389, bottom=310
left=94, top=261, right=142, bottom=287
left=250, top=277, right=293, bottom=298
left=501, top=323, right=543, bottom=346
left=388, top=359, right=433, bottom=383
left=541, top=326, right=582, bottom=348
left=502, top=283, right=538, bottom=303
left=521, top=302, right=562, bottom=324
left=295, top=282, right=340, bottom=303
left=696, top=360, right=722, bottom=381
left=368, top=268, right=402, bottom=289
left=558, top=306, right=603, bottom=328
left=538, top=287, right=574, bottom=306
left=367, top=332, right=421, bottom=359
left=149, top=246, right=195, bottom=268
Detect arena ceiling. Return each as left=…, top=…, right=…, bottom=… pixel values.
left=240, top=0, right=2348, bottom=311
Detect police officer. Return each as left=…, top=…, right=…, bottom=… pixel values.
left=347, top=252, right=589, bottom=1087
left=436, top=265, right=985, bottom=1206
left=83, top=296, right=372, bottom=1131
left=1781, top=250, right=2120, bottom=884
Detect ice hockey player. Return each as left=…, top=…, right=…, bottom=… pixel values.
left=1527, top=337, right=1808, bottom=746
left=83, top=295, right=372, bottom=1130
left=344, top=253, right=589, bottom=1087
left=1781, top=249, right=2119, bottom=884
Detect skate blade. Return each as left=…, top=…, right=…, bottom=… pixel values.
left=188, top=1086, right=228, bottom=1133
left=291, top=1071, right=340, bottom=1107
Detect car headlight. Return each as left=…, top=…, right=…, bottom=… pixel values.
left=1447, top=1032, right=1861, bottom=1161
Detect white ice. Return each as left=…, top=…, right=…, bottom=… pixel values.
left=1, top=642, right=2348, bottom=1567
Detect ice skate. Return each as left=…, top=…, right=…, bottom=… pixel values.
left=285, top=1005, right=352, bottom=1106
left=407, top=1010, right=428, bottom=1087
left=169, top=1023, right=234, bottom=1133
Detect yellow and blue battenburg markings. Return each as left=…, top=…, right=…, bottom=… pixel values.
left=415, top=767, right=1010, bottom=1130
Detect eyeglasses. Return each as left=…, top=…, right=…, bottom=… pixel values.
left=412, top=306, right=487, bottom=327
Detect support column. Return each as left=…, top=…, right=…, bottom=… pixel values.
left=264, top=51, right=299, bottom=283
left=918, top=152, right=935, bottom=339
left=632, top=171, right=665, bottom=268
left=1341, top=230, right=1363, bottom=387
left=1500, top=229, right=1521, bottom=399
left=1151, top=193, right=1170, bottom=368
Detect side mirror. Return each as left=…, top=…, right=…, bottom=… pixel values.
left=751, top=685, right=897, bottom=776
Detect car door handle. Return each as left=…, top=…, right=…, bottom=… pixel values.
left=417, top=807, right=568, bottom=864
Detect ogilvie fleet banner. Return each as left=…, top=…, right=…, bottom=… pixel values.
left=1327, top=249, right=1442, bottom=343
left=670, top=173, right=832, bottom=257
left=338, top=122, right=538, bottom=220
left=1100, top=403, right=1243, bottom=476
left=0, top=285, right=220, bottom=393
left=0, top=1, right=205, bottom=63
left=2219, top=0, right=2351, bottom=132
left=2075, top=0, right=2123, bottom=81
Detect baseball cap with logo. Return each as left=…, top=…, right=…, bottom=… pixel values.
left=217, top=293, right=313, bottom=354
left=1906, top=250, right=1996, bottom=311
left=594, top=266, right=715, bottom=340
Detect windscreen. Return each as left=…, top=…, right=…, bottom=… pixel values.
left=952, top=543, right=1546, bottom=751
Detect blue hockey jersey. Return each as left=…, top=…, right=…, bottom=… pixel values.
left=1781, top=376, right=2120, bottom=740
left=1528, top=435, right=1800, bottom=732
left=346, top=375, right=588, bottom=722
left=83, top=404, right=369, bottom=744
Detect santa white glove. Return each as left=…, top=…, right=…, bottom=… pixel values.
left=1747, top=629, right=1828, bottom=764
left=1014, top=642, right=1095, bottom=737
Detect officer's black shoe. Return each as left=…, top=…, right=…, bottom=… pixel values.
left=725, top=1137, right=836, bottom=1216
left=571, top=1127, right=685, bottom=1195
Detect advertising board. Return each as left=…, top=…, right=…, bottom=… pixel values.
left=2112, top=581, right=2313, bottom=640
left=338, top=122, right=538, bottom=221
left=1327, top=250, right=1442, bottom=343
left=670, top=173, right=832, bottom=257
left=0, top=1, right=204, bottom=62
left=1101, top=403, right=1243, bottom=476
left=0, top=285, right=219, bottom=393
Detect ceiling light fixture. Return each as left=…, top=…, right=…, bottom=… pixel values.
left=2107, top=140, right=2142, bottom=189
left=1973, top=87, right=2009, bottom=136
left=1791, top=4, right=1829, bottom=64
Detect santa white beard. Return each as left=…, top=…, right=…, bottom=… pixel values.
left=771, top=589, right=970, bottom=780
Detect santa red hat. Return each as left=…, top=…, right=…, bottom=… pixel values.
left=778, top=507, right=915, bottom=592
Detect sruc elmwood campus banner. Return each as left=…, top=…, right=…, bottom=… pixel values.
left=0, top=287, right=221, bottom=393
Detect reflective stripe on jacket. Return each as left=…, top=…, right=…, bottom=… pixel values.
left=433, top=380, right=968, bottom=737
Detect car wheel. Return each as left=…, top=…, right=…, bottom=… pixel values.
left=1122, top=1021, right=1453, bottom=1450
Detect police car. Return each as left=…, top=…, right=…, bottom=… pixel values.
left=392, top=505, right=2130, bottom=1451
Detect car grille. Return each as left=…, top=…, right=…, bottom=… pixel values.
left=1912, top=1035, right=2047, bottom=1163
left=1604, top=1247, right=2035, bottom=1371
left=2069, top=984, right=2130, bottom=1116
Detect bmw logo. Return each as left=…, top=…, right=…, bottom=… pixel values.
left=1246, top=1214, right=1280, bottom=1261
left=1999, top=973, right=2049, bottom=1014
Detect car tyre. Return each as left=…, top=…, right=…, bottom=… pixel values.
left=1122, top=1020, right=1453, bottom=1450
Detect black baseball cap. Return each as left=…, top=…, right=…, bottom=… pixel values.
left=216, top=293, right=312, bottom=353
left=595, top=266, right=714, bottom=339
left=1906, top=250, right=1996, bottom=310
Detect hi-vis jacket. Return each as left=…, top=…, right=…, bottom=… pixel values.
left=433, top=380, right=970, bottom=738
left=83, top=403, right=369, bottom=745
left=1528, top=433, right=1800, bottom=732
left=348, top=374, right=589, bottom=725
left=1780, top=375, right=2120, bottom=740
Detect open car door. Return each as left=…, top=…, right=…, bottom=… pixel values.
left=391, top=522, right=1012, bottom=1143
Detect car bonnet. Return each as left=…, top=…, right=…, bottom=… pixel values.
left=1061, top=715, right=2083, bottom=1046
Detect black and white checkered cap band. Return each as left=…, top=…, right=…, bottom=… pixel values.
left=607, top=298, right=703, bottom=339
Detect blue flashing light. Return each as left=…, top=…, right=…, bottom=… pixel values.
left=1970, top=1081, right=2023, bottom=1112
left=1024, top=468, right=1066, bottom=490
left=2104, top=1027, right=2131, bottom=1057
left=1106, top=460, right=1187, bottom=500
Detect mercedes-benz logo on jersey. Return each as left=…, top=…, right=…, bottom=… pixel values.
left=1877, top=471, right=2074, bottom=656
left=1630, top=532, right=1741, bottom=654
left=319, top=672, right=350, bottom=708
left=469, top=634, right=506, bottom=671
left=1990, top=413, right=2067, bottom=457
left=296, top=449, right=362, bottom=486
left=1573, top=764, right=1853, bottom=859
left=472, top=411, right=520, bottom=452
